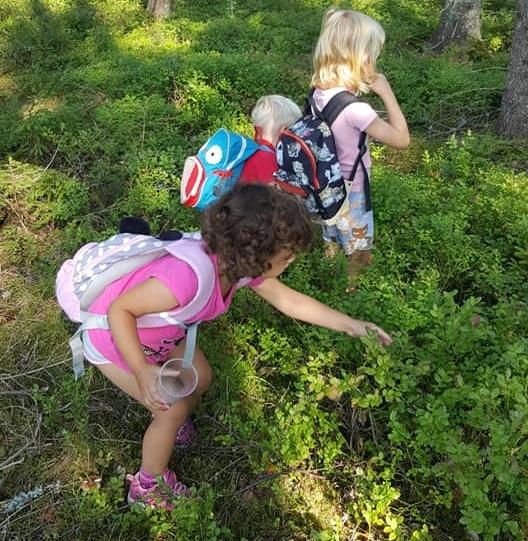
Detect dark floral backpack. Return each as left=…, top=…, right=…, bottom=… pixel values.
left=275, top=88, right=370, bottom=224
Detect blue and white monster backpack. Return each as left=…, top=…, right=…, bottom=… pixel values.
left=180, top=128, right=267, bottom=211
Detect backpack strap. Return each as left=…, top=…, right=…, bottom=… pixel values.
left=162, top=238, right=215, bottom=324
left=132, top=237, right=216, bottom=369
left=321, top=90, right=362, bottom=126
left=257, top=144, right=274, bottom=153
left=348, top=131, right=372, bottom=212
left=305, top=88, right=362, bottom=126
left=303, top=87, right=317, bottom=117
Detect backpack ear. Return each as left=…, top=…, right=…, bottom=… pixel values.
left=119, top=217, right=151, bottom=235
left=157, top=230, right=183, bottom=241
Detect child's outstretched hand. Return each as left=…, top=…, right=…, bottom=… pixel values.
left=134, top=364, right=169, bottom=413
left=346, top=319, right=393, bottom=346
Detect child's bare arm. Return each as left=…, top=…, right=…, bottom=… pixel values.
left=108, top=278, right=180, bottom=411
left=253, top=278, right=392, bottom=345
left=365, top=73, right=410, bottom=149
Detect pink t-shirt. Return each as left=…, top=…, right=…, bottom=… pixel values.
left=313, top=88, right=378, bottom=192
left=86, top=251, right=263, bottom=371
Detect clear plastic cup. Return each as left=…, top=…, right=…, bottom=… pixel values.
left=157, top=358, right=198, bottom=405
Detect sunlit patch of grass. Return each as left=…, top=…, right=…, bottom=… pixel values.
left=116, top=23, right=194, bottom=56
left=21, top=96, right=63, bottom=119
left=0, top=73, right=17, bottom=97
left=372, top=134, right=431, bottom=174
left=275, top=472, right=352, bottom=539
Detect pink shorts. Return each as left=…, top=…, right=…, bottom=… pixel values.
left=82, top=332, right=111, bottom=365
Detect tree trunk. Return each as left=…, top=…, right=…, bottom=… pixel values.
left=147, top=0, right=171, bottom=20
left=431, top=0, right=482, bottom=52
left=498, top=0, right=528, bottom=138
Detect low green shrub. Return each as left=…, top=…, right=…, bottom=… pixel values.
left=0, top=2, right=525, bottom=540
left=0, top=159, right=90, bottom=227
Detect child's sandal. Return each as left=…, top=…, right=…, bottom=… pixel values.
left=127, top=469, right=190, bottom=510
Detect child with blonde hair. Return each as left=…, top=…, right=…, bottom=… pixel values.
left=311, top=8, right=410, bottom=276
left=240, top=95, right=301, bottom=184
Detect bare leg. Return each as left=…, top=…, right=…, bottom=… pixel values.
left=324, top=240, right=340, bottom=258
left=96, top=340, right=212, bottom=476
left=346, top=249, right=373, bottom=282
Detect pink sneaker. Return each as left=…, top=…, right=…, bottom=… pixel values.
left=174, top=418, right=197, bottom=448
left=127, top=469, right=190, bottom=510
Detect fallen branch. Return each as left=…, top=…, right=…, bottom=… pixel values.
left=0, top=412, right=42, bottom=472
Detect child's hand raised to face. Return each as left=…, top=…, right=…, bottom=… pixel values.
left=368, top=73, right=393, bottom=98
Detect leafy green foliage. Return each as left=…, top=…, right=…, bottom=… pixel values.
left=0, top=1, right=526, bottom=540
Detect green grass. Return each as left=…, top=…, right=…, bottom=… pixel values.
left=1, top=1, right=527, bottom=540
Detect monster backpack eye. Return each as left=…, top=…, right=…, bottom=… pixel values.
left=204, top=145, right=223, bottom=165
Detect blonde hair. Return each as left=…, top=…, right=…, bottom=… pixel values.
left=312, top=8, right=385, bottom=94
left=251, top=95, right=302, bottom=139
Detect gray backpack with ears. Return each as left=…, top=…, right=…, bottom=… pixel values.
left=56, top=232, right=215, bottom=378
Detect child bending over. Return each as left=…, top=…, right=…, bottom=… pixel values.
left=81, top=184, right=391, bottom=509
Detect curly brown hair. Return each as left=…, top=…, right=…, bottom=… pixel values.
left=202, top=184, right=313, bottom=282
